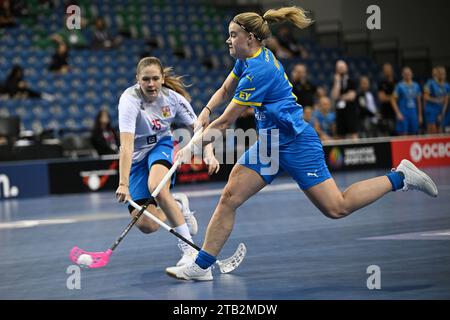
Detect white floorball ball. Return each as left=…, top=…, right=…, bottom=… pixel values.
left=77, top=254, right=93, bottom=267
left=87, top=175, right=100, bottom=190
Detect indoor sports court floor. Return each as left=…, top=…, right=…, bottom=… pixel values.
left=1, top=168, right=449, bottom=300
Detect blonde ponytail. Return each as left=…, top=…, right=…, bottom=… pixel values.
left=263, top=6, right=313, bottom=30
left=233, top=6, right=313, bottom=42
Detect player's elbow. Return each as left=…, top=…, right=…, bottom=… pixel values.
left=212, top=117, right=233, bottom=131
left=220, top=84, right=232, bottom=101
left=223, top=118, right=236, bottom=129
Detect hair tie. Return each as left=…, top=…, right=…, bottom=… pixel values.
left=232, top=18, right=263, bottom=42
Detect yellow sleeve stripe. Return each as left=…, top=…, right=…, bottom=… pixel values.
left=230, top=71, right=239, bottom=80
left=232, top=98, right=262, bottom=107
left=273, top=56, right=280, bottom=70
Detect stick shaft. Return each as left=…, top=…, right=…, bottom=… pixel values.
left=150, top=129, right=202, bottom=197
left=103, top=131, right=203, bottom=254
left=152, top=130, right=203, bottom=198
left=151, top=158, right=181, bottom=198
left=128, top=199, right=201, bottom=251
left=109, top=199, right=153, bottom=251
left=114, top=130, right=202, bottom=252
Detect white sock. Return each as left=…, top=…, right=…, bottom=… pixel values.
left=174, top=223, right=192, bottom=242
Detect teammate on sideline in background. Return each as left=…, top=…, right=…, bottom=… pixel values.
left=391, top=67, right=423, bottom=135
left=115, top=57, right=220, bottom=267
left=424, top=66, right=450, bottom=133
left=438, top=66, right=450, bottom=132
left=165, top=6, right=438, bottom=281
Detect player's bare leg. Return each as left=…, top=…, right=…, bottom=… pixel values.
left=166, top=165, right=266, bottom=280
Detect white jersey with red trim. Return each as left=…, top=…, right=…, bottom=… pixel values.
left=118, top=84, right=196, bottom=163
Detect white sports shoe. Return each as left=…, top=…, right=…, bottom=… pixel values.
left=173, top=193, right=198, bottom=236
left=166, top=261, right=213, bottom=281
left=395, top=159, right=438, bottom=197
left=176, top=241, right=198, bottom=266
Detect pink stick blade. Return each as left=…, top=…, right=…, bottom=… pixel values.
left=69, top=246, right=113, bottom=269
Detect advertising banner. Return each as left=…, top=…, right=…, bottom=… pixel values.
left=323, top=141, right=392, bottom=171
left=48, top=159, right=119, bottom=194
left=391, top=135, right=450, bottom=168
left=0, top=162, right=49, bottom=200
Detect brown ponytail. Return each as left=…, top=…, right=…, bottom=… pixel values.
left=136, top=57, right=192, bottom=102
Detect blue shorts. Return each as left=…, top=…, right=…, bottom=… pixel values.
left=425, top=105, right=442, bottom=125
left=129, top=136, right=175, bottom=201
left=237, top=125, right=332, bottom=190
left=396, top=108, right=418, bottom=135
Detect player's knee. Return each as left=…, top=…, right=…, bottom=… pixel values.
left=137, top=220, right=160, bottom=234
left=322, top=204, right=350, bottom=219
left=219, top=187, right=241, bottom=210
left=152, top=187, right=169, bottom=204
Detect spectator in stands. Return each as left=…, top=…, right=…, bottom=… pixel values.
left=0, top=135, right=7, bottom=146
left=0, top=64, right=55, bottom=101
left=313, top=86, right=327, bottom=109
left=0, top=0, right=16, bottom=27
left=91, top=109, right=119, bottom=156
left=312, top=96, right=336, bottom=141
left=91, top=17, right=122, bottom=50
left=377, top=63, right=397, bottom=136
left=357, top=76, right=380, bottom=137
left=264, top=36, right=292, bottom=59
left=49, top=41, right=69, bottom=74
left=302, top=106, right=313, bottom=124
left=290, top=63, right=317, bottom=109
left=275, top=25, right=308, bottom=59
left=391, top=67, right=422, bottom=135
left=331, top=60, right=358, bottom=140
left=49, top=13, right=89, bottom=49
left=424, top=66, right=449, bottom=134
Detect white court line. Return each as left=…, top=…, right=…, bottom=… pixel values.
left=0, top=219, right=76, bottom=229
left=185, top=182, right=299, bottom=198
left=0, top=183, right=300, bottom=230
left=360, top=229, right=450, bottom=241
left=1, top=182, right=449, bottom=230
left=0, top=213, right=126, bottom=230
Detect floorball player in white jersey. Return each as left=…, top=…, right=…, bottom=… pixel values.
left=115, top=56, right=220, bottom=267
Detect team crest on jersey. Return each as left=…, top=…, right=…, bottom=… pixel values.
left=161, top=106, right=171, bottom=118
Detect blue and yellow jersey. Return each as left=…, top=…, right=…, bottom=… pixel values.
left=230, top=47, right=308, bottom=144
left=424, top=79, right=449, bottom=110
left=393, top=81, right=421, bottom=110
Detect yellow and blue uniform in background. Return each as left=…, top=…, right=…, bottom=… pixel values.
left=424, top=79, right=449, bottom=126
left=441, top=82, right=450, bottom=129
left=393, top=81, right=421, bottom=134
left=232, top=47, right=331, bottom=190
